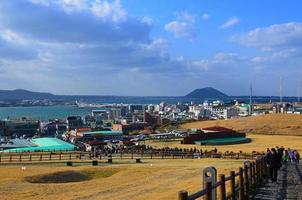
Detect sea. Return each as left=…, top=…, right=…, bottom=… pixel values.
left=0, top=96, right=299, bottom=121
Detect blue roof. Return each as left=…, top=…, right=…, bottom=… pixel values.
left=83, top=130, right=123, bottom=135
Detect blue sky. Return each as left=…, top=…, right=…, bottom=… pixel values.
left=0, top=0, right=301, bottom=96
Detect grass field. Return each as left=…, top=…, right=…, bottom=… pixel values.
left=181, top=113, right=302, bottom=136
left=0, top=159, right=243, bottom=200
left=146, top=134, right=302, bottom=153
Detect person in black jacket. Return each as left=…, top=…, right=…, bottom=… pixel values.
left=267, top=148, right=282, bottom=182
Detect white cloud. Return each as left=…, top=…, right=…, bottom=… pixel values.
left=1, top=29, right=28, bottom=45
left=165, top=21, right=197, bottom=40
left=202, top=13, right=210, bottom=21
left=231, top=22, right=302, bottom=50
left=91, top=0, right=127, bottom=22
left=220, top=17, right=240, bottom=29
left=177, top=11, right=195, bottom=23
left=141, top=16, right=153, bottom=26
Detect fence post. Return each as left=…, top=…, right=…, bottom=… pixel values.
left=29, top=154, right=32, bottom=161
left=252, top=162, right=256, bottom=186
left=9, top=154, right=12, bottom=162
left=205, top=181, right=212, bottom=200
left=249, top=163, right=253, bottom=186
left=239, top=167, right=244, bottom=200
left=150, top=151, right=153, bottom=159
left=19, top=154, right=22, bottom=162
left=0, top=154, right=1, bottom=163
left=40, top=154, right=42, bottom=161
left=203, top=167, right=217, bottom=199
left=178, top=190, right=188, bottom=200
left=131, top=151, right=133, bottom=159
left=59, top=152, right=62, bottom=160
left=230, top=171, right=236, bottom=200
left=244, top=164, right=249, bottom=199
left=220, top=174, right=226, bottom=200
left=49, top=153, right=52, bottom=160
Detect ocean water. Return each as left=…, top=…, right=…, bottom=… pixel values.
left=0, top=106, right=92, bottom=121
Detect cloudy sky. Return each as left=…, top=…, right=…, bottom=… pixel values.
left=0, top=0, right=301, bottom=96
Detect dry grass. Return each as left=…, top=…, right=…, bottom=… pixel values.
left=146, top=134, right=302, bottom=153
left=181, top=113, right=302, bottom=136
left=0, top=159, right=243, bottom=200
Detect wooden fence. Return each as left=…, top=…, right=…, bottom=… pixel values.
left=178, top=156, right=267, bottom=200
left=0, top=150, right=263, bottom=163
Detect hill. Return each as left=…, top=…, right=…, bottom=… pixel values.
left=0, top=89, right=55, bottom=100
left=185, top=87, right=228, bottom=98
left=181, top=114, right=302, bottom=136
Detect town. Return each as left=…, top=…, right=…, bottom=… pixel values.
left=1, top=99, right=302, bottom=153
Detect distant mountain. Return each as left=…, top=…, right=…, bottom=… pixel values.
left=185, top=87, right=228, bottom=99
left=0, top=89, right=55, bottom=100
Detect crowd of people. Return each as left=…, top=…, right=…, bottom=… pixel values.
left=266, top=146, right=300, bottom=183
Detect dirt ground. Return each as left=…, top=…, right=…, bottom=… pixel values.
left=0, top=159, right=243, bottom=200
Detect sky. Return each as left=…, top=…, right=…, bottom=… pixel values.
left=0, top=0, right=301, bottom=96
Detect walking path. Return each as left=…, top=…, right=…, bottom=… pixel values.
left=253, top=162, right=302, bottom=200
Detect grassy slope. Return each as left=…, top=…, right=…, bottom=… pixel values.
left=0, top=159, right=242, bottom=200
left=181, top=114, right=302, bottom=136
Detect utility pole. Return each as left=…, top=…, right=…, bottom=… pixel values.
left=279, top=76, right=282, bottom=104
left=249, top=82, right=253, bottom=115
left=298, top=78, right=301, bottom=103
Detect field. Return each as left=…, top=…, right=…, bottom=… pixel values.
left=146, top=134, right=302, bottom=153
left=0, top=159, right=243, bottom=200
left=181, top=113, right=302, bottom=136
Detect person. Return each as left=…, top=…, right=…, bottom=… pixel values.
left=293, top=150, right=300, bottom=164
left=267, top=148, right=282, bottom=183
left=283, top=149, right=289, bottom=164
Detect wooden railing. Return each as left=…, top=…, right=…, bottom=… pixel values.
left=178, top=156, right=267, bottom=200
left=0, top=150, right=264, bottom=163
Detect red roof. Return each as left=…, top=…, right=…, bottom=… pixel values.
left=202, top=126, right=235, bottom=132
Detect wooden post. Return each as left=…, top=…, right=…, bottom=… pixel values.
left=178, top=190, right=188, bottom=200
left=131, top=151, right=133, bottom=159
left=244, top=164, right=249, bottom=199
left=9, top=154, right=12, bottom=162
left=220, top=174, right=226, bottom=200
left=150, top=151, right=153, bottom=159
left=249, top=163, right=253, bottom=186
left=19, top=154, right=22, bottom=162
left=49, top=153, right=52, bottom=160
left=59, top=152, right=62, bottom=160
left=29, top=154, right=32, bottom=161
left=0, top=154, right=1, bottom=163
left=69, top=152, right=72, bottom=160
left=252, top=162, right=256, bottom=186
left=205, top=181, right=212, bottom=200
left=40, top=154, right=42, bottom=161
left=239, top=167, right=244, bottom=200
left=230, top=171, right=236, bottom=200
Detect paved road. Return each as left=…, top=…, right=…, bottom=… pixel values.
left=253, top=162, right=302, bottom=200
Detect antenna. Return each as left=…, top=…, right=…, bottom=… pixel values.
left=249, top=82, right=253, bottom=115
left=298, top=78, right=301, bottom=103
left=279, top=76, right=282, bottom=104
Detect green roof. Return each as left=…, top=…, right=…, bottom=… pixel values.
left=195, top=137, right=250, bottom=145
left=83, top=130, right=123, bottom=135
left=2, top=138, right=75, bottom=153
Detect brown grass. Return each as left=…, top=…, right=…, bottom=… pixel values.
left=146, top=134, right=302, bottom=153
left=181, top=113, right=302, bottom=136
left=0, top=159, right=243, bottom=200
